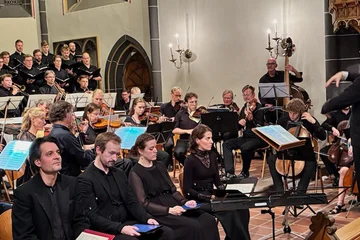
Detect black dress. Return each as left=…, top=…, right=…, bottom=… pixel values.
left=129, top=162, right=220, bottom=240
left=183, top=150, right=250, bottom=240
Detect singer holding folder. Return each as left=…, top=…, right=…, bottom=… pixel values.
left=129, top=133, right=220, bottom=240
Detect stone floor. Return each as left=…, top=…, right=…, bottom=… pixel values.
left=171, top=157, right=360, bottom=240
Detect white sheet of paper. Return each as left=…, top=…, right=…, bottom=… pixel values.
left=76, top=232, right=108, bottom=240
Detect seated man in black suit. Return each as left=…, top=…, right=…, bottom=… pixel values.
left=75, top=132, right=174, bottom=240
left=12, top=136, right=87, bottom=240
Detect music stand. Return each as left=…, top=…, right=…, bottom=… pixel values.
left=201, top=112, right=239, bottom=174
left=259, top=82, right=289, bottom=123
left=103, top=92, right=117, bottom=108
left=146, top=121, right=176, bottom=145
left=65, top=92, right=92, bottom=110
left=26, top=94, right=57, bottom=108
left=0, top=96, right=24, bottom=130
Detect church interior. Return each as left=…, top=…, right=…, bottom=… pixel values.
left=1, top=0, right=360, bottom=239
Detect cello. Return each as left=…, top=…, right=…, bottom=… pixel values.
left=327, top=120, right=352, bottom=167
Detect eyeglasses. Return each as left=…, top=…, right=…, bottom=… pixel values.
left=266, top=63, right=276, bottom=66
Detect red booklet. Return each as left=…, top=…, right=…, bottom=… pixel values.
left=76, top=229, right=115, bottom=240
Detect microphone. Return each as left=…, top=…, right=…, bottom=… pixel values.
left=50, top=187, right=54, bottom=194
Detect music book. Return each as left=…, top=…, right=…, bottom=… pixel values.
left=76, top=229, right=115, bottom=240
left=182, top=203, right=204, bottom=210
left=114, top=127, right=147, bottom=149
left=77, top=68, right=101, bottom=77
left=61, top=62, right=80, bottom=70
left=0, top=140, right=32, bottom=171
left=133, top=224, right=162, bottom=233
left=55, top=77, right=71, bottom=83
left=36, top=64, right=49, bottom=72
left=252, top=125, right=305, bottom=151
left=19, top=70, right=44, bottom=80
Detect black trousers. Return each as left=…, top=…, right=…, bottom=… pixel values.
left=267, top=154, right=316, bottom=193
left=174, top=140, right=189, bottom=165
left=163, top=136, right=174, bottom=160
left=223, top=136, right=266, bottom=174
left=320, top=145, right=339, bottom=176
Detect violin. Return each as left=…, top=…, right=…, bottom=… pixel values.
left=174, top=100, right=186, bottom=111
left=228, top=102, right=240, bottom=112
left=275, top=125, right=310, bottom=177
left=101, top=103, right=115, bottom=116
left=189, top=106, right=208, bottom=123
left=327, top=120, right=352, bottom=167
left=93, top=118, right=122, bottom=129
left=245, top=98, right=258, bottom=121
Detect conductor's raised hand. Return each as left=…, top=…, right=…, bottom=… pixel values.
left=325, top=71, right=345, bottom=88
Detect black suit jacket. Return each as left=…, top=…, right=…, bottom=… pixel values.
left=321, top=65, right=360, bottom=145
left=76, top=163, right=151, bottom=235
left=12, top=174, right=86, bottom=240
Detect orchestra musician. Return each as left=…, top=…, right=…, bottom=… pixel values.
left=75, top=75, right=91, bottom=93
left=75, top=132, right=174, bottom=240
left=82, top=103, right=107, bottom=146
left=267, top=99, right=326, bottom=193
left=41, top=40, right=54, bottom=65
left=258, top=58, right=302, bottom=124
left=39, top=70, right=63, bottom=95
left=222, top=85, right=266, bottom=179
left=48, top=100, right=95, bottom=176
left=128, top=133, right=220, bottom=240
left=183, top=124, right=250, bottom=240
left=12, top=136, right=85, bottom=240
left=16, top=107, right=46, bottom=185
left=0, top=73, right=22, bottom=117
left=322, top=67, right=360, bottom=203
left=92, top=89, right=113, bottom=116
left=172, top=92, right=200, bottom=165
left=10, top=39, right=25, bottom=68
left=118, top=88, right=130, bottom=111
left=320, top=107, right=351, bottom=186
left=76, top=52, right=102, bottom=91
left=125, top=97, right=171, bottom=168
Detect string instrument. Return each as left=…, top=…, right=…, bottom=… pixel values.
left=343, top=165, right=358, bottom=195
left=174, top=100, right=186, bottom=111
left=93, top=117, right=122, bottom=129
left=101, top=103, right=115, bottom=116
left=327, top=120, right=352, bottom=167
left=228, top=102, right=240, bottom=112
left=189, top=106, right=208, bottom=123
left=275, top=125, right=310, bottom=177
left=245, top=98, right=258, bottom=121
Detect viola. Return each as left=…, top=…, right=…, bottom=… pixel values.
left=275, top=125, right=310, bottom=177
left=101, top=103, right=115, bottom=116
left=93, top=118, right=122, bottom=129
left=245, top=98, right=258, bottom=121
left=327, top=120, right=352, bottom=167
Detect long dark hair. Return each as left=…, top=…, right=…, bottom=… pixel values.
left=129, top=97, right=146, bottom=116
left=129, top=133, right=155, bottom=160
left=188, top=124, right=212, bottom=153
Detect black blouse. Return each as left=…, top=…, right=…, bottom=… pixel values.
left=129, top=162, right=187, bottom=216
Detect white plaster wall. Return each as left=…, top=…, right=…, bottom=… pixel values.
left=46, top=0, right=151, bottom=89
left=0, top=18, right=40, bottom=55
left=158, top=0, right=325, bottom=120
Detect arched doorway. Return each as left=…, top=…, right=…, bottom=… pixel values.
left=105, top=35, right=152, bottom=108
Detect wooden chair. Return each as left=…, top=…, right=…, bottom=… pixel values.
left=172, top=134, right=183, bottom=178
left=234, top=146, right=270, bottom=178
left=312, top=138, right=324, bottom=193
left=335, top=217, right=360, bottom=240
left=0, top=209, right=12, bottom=240
left=178, top=171, right=184, bottom=195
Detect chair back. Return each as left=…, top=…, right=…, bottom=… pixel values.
left=179, top=171, right=184, bottom=194
left=0, top=209, right=12, bottom=240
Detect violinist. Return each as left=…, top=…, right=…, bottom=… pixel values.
left=92, top=89, right=113, bottom=116
left=320, top=107, right=351, bottom=186
left=172, top=92, right=200, bottom=165
left=220, top=89, right=240, bottom=113
left=223, top=85, right=267, bottom=179
left=259, top=58, right=302, bottom=124
left=82, top=103, right=107, bottom=146
left=267, top=99, right=326, bottom=193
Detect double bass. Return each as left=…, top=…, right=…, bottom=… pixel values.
left=282, top=37, right=312, bottom=109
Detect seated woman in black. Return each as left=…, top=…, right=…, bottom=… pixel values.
left=125, top=97, right=171, bottom=168
left=128, top=133, right=220, bottom=240
left=183, top=124, right=250, bottom=240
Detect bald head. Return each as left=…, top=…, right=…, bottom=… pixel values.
left=266, top=58, right=277, bottom=74
left=82, top=52, right=90, bottom=65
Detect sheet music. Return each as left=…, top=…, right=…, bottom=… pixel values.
left=114, top=127, right=147, bottom=149
left=0, top=140, right=32, bottom=170
left=76, top=232, right=109, bottom=240
left=226, top=184, right=254, bottom=197
left=255, top=125, right=300, bottom=146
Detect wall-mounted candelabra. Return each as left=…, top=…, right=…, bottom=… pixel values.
left=168, top=33, right=193, bottom=69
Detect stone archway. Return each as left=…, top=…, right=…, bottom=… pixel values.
left=105, top=35, right=153, bottom=107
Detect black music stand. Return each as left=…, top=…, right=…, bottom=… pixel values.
left=258, top=82, right=289, bottom=124
left=201, top=112, right=239, bottom=175
left=146, top=122, right=176, bottom=145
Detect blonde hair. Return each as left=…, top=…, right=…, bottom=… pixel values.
left=171, top=86, right=182, bottom=93
left=20, top=107, right=45, bottom=132
left=92, top=89, right=104, bottom=98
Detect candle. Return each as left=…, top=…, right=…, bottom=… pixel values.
left=175, top=33, right=180, bottom=49
left=168, top=43, right=174, bottom=60
left=267, top=29, right=271, bottom=47
left=273, top=19, right=278, bottom=38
